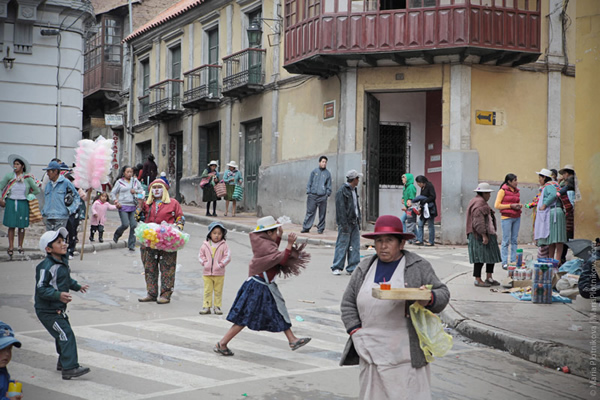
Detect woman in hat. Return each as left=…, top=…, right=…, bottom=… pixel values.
left=533, top=168, right=566, bottom=263
left=200, top=161, right=220, bottom=217
left=466, top=183, right=502, bottom=287
left=138, top=178, right=185, bottom=304
left=223, top=161, right=243, bottom=217
left=340, top=215, right=449, bottom=399
left=0, top=154, right=41, bottom=258
left=214, top=216, right=311, bottom=356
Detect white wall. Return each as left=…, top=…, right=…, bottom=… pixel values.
left=374, top=92, right=426, bottom=217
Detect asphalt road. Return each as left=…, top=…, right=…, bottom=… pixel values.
left=0, top=220, right=591, bottom=399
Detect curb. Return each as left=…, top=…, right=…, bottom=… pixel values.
left=440, top=271, right=590, bottom=379
left=0, top=241, right=129, bottom=263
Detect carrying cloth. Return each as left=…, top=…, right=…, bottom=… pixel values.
left=248, top=232, right=310, bottom=278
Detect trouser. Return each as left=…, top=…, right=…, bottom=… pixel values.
left=45, top=218, right=68, bottom=231
left=501, top=217, right=521, bottom=265
left=473, top=263, right=495, bottom=278
left=115, top=210, right=137, bottom=250
left=560, top=230, right=574, bottom=262
left=331, top=223, right=361, bottom=273
left=417, top=217, right=435, bottom=245
left=90, top=224, right=104, bottom=241
left=141, top=247, right=177, bottom=300
left=36, top=310, right=79, bottom=370
left=66, top=214, right=80, bottom=255
left=302, top=194, right=328, bottom=232
left=203, top=275, right=225, bottom=308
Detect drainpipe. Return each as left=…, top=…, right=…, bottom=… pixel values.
left=126, top=0, right=135, bottom=165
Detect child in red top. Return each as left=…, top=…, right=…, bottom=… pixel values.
left=198, top=221, right=231, bottom=315
left=89, top=192, right=117, bottom=243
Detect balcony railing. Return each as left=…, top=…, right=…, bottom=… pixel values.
left=148, top=79, right=184, bottom=120
left=222, top=48, right=266, bottom=97
left=138, top=94, right=150, bottom=123
left=183, top=64, right=222, bottom=109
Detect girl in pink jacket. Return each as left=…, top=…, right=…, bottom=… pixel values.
left=198, top=221, right=231, bottom=315
left=89, top=192, right=117, bottom=243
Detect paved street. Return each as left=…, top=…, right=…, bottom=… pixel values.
left=0, top=220, right=591, bottom=399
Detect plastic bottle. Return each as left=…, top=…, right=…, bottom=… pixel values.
left=516, top=249, right=523, bottom=267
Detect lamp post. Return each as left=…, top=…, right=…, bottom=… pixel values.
left=247, top=18, right=262, bottom=48
left=3, top=47, right=15, bottom=69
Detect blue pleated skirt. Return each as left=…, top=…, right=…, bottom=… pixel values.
left=226, top=278, right=292, bottom=333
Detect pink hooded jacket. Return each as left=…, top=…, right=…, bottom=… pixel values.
left=198, top=240, right=231, bottom=276
left=90, top=199, right=118, bottom=226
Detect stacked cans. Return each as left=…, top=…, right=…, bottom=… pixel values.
left=532, top=262, right=553, bottom=304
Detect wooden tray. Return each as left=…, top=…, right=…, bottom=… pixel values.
left=372, top=287, right=431, bottom=301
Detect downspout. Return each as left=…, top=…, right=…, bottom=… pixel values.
left=126, top=0, right=135, bottom=165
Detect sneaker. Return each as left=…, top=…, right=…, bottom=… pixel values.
left=332, top=269, right=341, bottom=275
left=156, top=297, right=170, bottom=304
left=301, top=229, right=310, bottom=233
left=128, top=248, right=135, bottom=252
left=502, top=264, right=508, bottom=270
left=213, top=306, right=223, bottom=315
left=68, top=255, right=73, bottom=260
left=199, top=307, right=211, bottom=315
left=62, top=366, right=90, bottom=380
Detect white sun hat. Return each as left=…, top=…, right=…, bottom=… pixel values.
left=252, top=216, right=283, bottom=233
left=536, top=168, right=553, bottom=178
left=473, top=182, right=494, bottom=192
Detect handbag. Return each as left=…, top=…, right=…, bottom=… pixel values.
left=28, top=198, right=43, bottom=223
left=233, top=184, right=244, bottom=201
left=214, top=181, right=227, bottom=198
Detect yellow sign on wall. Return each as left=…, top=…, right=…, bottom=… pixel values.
left=475, top=110, right=496, bottom=125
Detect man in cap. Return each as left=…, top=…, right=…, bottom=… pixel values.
left=41, top=160, right=80, bottom=231
left=331, top=170, right=363, bottom=275
left=300, top=156, right=332, bottom=234
left=0, top=321, right=22, bottom=399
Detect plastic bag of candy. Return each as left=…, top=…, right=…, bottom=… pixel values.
left=135, top=222, right=190, bottom=252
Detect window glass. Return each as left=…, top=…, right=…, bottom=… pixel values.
left=170, top=45, right=181, bottom=79
left=324, top=0, right=335, bottom=12
left=208, top=28, right=219, bottom=64
left=339, top=0, right=348, bottom=12
left=286, top=0, right=297, bottom=25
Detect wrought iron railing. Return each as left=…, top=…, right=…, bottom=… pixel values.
left=148, top=79, right=183, bottom=116
left=138, top=94, right=150, bottom=122
left=183, top=64, right=222, bottom=103
left=222, top=48, right=266, bottom=92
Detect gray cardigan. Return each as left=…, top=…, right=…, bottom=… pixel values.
left=339, top=250, right=450, bottom=368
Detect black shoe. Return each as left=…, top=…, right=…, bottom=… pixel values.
left=113, top=237, right=118, bottom=244
left=62, top=366, right=90, bottom=380
left=89, top=237, right=94, bottom=242
left=300, top=229, right=310, bottom=233
left=128, top=248, right=135, bottom=252
left=98, top=238, right=103, bottom=243
left=317, top=231, right=324, bottom=234
left=212, top=212, right=218, bottom=217
left=206, top=212, right=211, bottom=216
left=57, top=360, right=62, bottom=371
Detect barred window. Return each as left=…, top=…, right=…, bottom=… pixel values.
left=379, top=124, right=409, bottom=187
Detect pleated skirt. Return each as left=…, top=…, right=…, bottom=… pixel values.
left=468, top=233, right=502, bottom=264
left=537, top=207, right=567, bottom=245
left=3, top=198, right=30, bottom=228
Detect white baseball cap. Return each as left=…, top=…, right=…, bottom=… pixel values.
left=39, top=228, right=68, bottom=253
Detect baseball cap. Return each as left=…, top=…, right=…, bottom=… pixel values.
left=346, top=170, right=363, bottom=180
left=39, top=228, right=68, bottom=253
left=0, top=321, right=22, bottom=349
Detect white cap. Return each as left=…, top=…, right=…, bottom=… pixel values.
left=39, top=228, right=68, bottom=253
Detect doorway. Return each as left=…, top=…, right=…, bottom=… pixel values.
left=244, top=120, right=262, bottom=212
left=198, top=122, right=221, bottom=172
left=168, top=134, right=183, bottom=202
left=136, top=140, right=152, bottom=166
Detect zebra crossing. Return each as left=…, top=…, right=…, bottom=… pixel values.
left=10, top=306, right=349, bottom=399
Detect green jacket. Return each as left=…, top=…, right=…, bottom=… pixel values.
left=0, top=172, right=40, bottom=200
left=34, top=254, right=81, bottom=313
left=402, top=173, right=417, bottom=206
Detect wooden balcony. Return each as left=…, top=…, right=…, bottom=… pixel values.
left=284, top=0, right=541, bottom=75
left=182, top=65, right=222, bottom=109
left=84, top=62, right=122, bottom=98
left=147, top=79, right=184, bottom=121
left=222, top=48, right=266, bottom=98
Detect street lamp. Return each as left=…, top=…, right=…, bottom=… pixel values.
left=247, top=19, right=262, bottom=48
left=3, top=47, right=15, bottom=69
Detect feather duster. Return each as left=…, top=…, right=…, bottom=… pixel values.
left=73, top=136, right=113, bottom=190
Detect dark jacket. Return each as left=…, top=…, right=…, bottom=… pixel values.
left=415, top=181, right=437, bottom=219
left=141, top=160, right=158, bottom=185
left=335, top=183, right=361, bottom=231
left=306, top=167, right=332, bottom=197
left=34, top=254, right=81, bottom=313
left=340, top=251, right=450, bottom=368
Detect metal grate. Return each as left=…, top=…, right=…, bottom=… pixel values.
left=379, top=123, right=409, bottom=187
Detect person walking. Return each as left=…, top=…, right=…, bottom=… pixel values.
left=140, top=154, right=158, bottom=187
left=41, top=160, right=80, bottom=232
left=0, top=154, right=41, bottom=259
left=340, top=215, right=450, bottom=400
left=331, top=170, right=362, bottom=275
left=198, top=221, right=231, bottom=315
left=111, top=165, right=144, bottom=251
left=494, top=174, right=522, bottom=269
left=466, top=183, right=502, bottom=287
left=414, top=175, right=437, bottom=246
left=138, top=178, right=185, bottom=304
left=533, top=168, right=566, bottom=263
left=301, top=156, right=332, bottom=234
left=200, top=161, right=220, bottom=217
left=222, top=161, right=243, bottom=217
left=214, top=216, right=311, bottom=356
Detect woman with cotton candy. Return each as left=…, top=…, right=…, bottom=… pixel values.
left=136, top=178, right=186, bottom=304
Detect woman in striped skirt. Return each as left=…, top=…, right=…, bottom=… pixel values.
left=466, top=182, right=502, bottom=287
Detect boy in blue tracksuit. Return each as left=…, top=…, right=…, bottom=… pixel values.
left=0, top=321, right=22, bottom=400
left=34, top=228, right=90, bottom=380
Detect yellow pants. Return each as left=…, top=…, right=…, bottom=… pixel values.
left=203, top=275, right=225, bottom=308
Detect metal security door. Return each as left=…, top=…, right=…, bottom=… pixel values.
left=366, top=93, right=380, bottom=223
left=244, top=121, right=262, bottom=212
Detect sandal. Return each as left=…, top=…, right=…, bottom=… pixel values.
left=474, top=280, right=491, bottom=287
left=413, top=241, right=423, bottom=246
left=18, top=246, right=24, bottom=254
left=289, top=337, right=311, bottom=351
left=7, top=249, right=13, bottom=259
left=424, top=243, right=435, bottom=247
left=214, top=342, right=234, bottom=356
left=485, top=278, right=500, bottom=286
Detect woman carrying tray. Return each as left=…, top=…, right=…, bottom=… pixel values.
left=340, top=215, right=449, bottom=400
left=214, top=216, right=311, bottom=356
